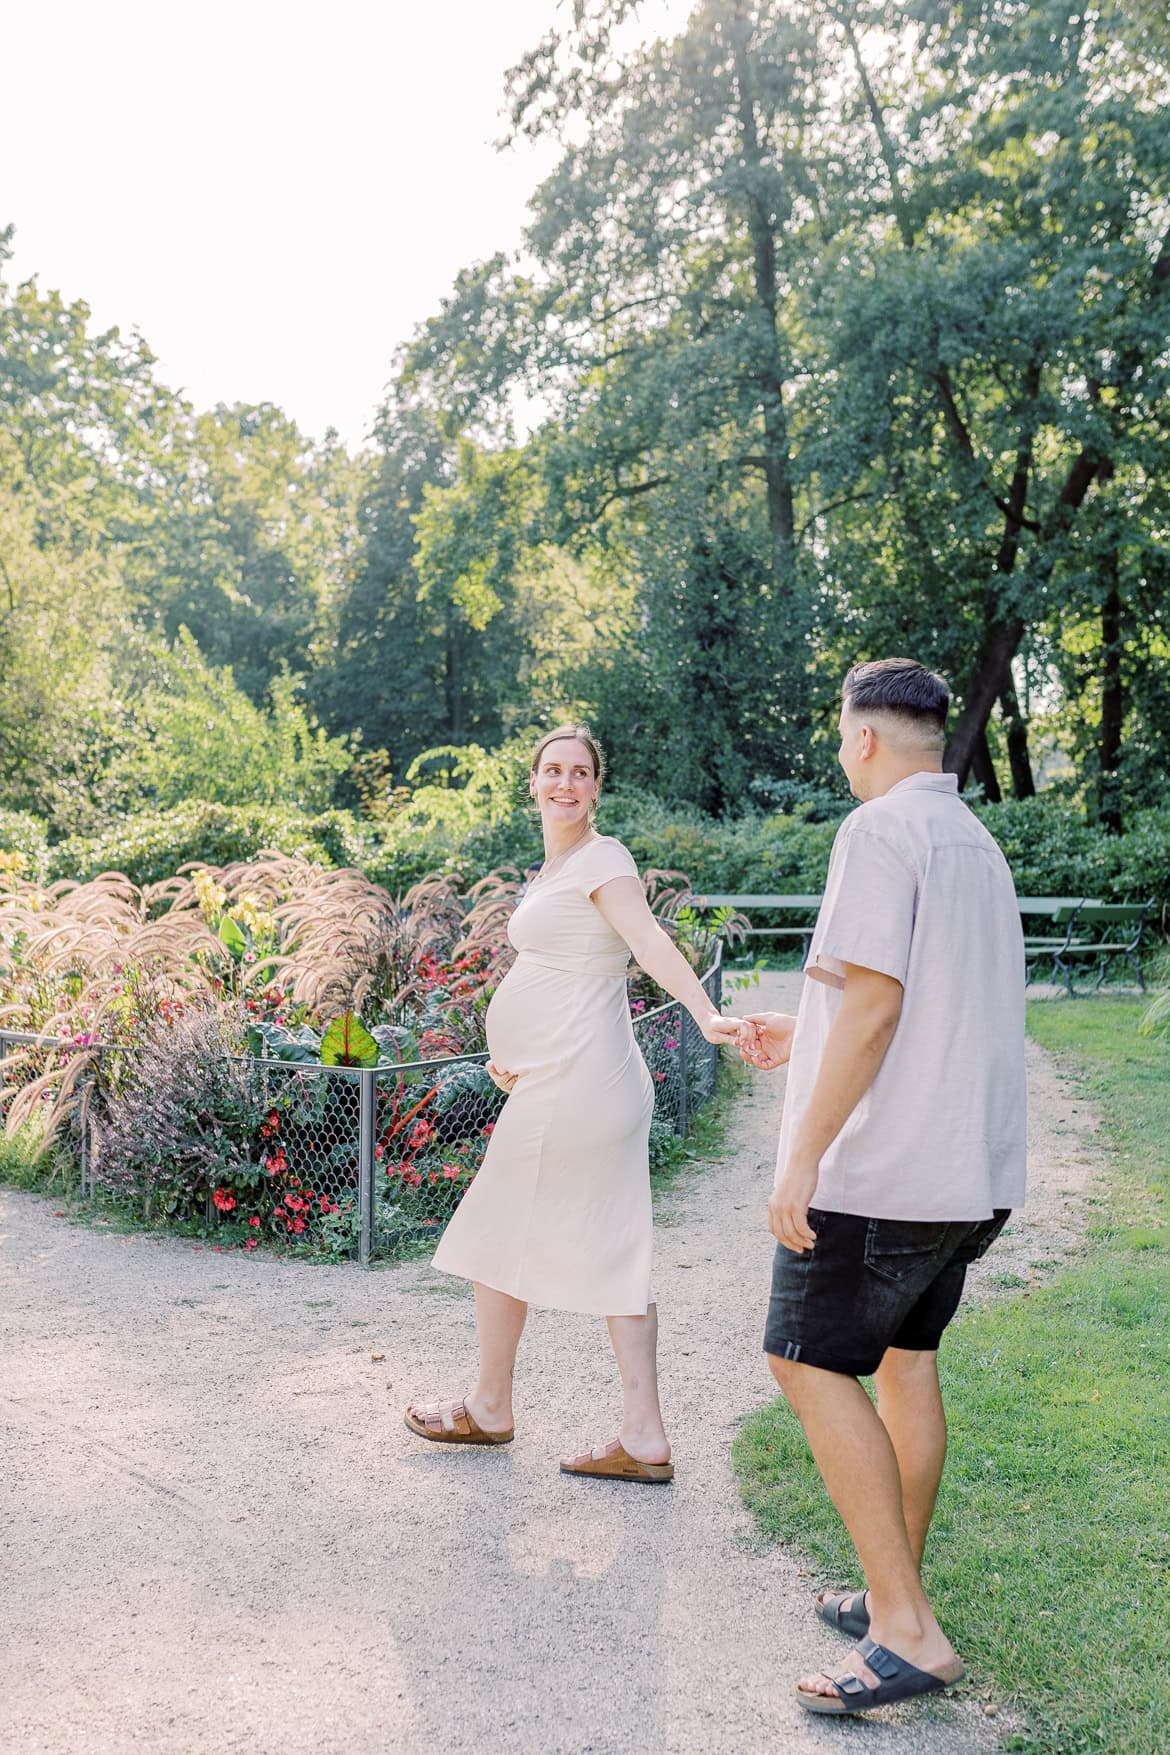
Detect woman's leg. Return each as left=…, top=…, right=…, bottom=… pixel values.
left=605, top=1302, right=671, bottom=1463
left=466, top=1281, right=528, bottom=1432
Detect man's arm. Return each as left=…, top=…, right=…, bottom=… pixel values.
left=769, top=962, right=903, bottom=1252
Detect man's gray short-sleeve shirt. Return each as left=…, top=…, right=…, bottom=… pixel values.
left=776, top=771, right=1027, bottom=1221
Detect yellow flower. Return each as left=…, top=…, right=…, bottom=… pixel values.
left=193, top=870, right=229, bottom=920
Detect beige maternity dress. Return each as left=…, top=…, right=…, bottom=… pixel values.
left=431, top=835, right=655, bottom=1316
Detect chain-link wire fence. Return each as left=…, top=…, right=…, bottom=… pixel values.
left=0, top=949, right=725, bottom=1265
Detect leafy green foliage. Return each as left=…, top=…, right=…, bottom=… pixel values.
left=45, top=801, right=371, bottom=888
left=4, top=8, right=1170, bottom=837
left=319, top=1012, right=379, bottom=1069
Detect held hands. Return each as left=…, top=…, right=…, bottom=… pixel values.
left=700, top=1011, right=745, bottom=1046
left=486, top=1061, right=518, bottom=1096
left=737, top=1011, right=796, bottom=1070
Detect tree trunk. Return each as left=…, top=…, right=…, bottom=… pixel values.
left=998, top=667, right=1036, bottom=799
left=945, top=617, right=1025, bottom=782
left=970, top=727, right=1002, bottom=803
left=1099, top=555, right=1123, bottom=834
left=948, top=444, right=1111, bottom=781
left=731, top=34, right=797, bottom=600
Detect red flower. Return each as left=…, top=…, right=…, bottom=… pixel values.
left=265, top=1148, right=288, bottom=1175
left=243, top=1238, right=258, bottom=1251
left=442, top=1164, right=461, bottom=1180
left=248, top=1215, right=261, bottom=1228
left=409, top=1119, right=433, bottom=1149
left=212, top=1187, right=236, bottom=1213
left=319, top=1196, right=334, bottom=1213
left=292, top=1218, right=306, bottom=1234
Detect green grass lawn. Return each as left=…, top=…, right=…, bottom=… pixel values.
left=732, top=997, right=1170, bottom=1754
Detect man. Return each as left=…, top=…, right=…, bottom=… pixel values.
left=741, top=658, right=1026, bottom=1717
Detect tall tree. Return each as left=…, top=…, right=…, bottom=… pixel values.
left=808, top=0, right=1170, bottom=798
left=403, top=0, right=833, bottom=786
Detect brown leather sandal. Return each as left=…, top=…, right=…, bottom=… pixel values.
left=560, top=1439, right=674, bottom=1483
left=404, top=1397, right=514, bottom=1445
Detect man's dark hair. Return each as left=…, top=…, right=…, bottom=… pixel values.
left=841, top=658, right=950, bottom=735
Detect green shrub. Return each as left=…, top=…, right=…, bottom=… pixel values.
left=46, top=801, right=378, bottom=888
left=975, top=799, right=1170, bottom=912
left=0, top=809, right=50, bottom=881
left=37, top=789, right=1170, bottom=925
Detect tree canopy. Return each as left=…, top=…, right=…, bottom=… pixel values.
left=2, top=3, right=1168, bottom=838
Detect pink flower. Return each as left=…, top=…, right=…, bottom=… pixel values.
left=664, top=1036, right=679, bottom=1051
left=248, top=1215, right=261, bottom=1228
left=243, top=1238, right=258, bottom=1251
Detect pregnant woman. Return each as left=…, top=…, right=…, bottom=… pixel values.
left=405, top=725, right=740, bottom=1482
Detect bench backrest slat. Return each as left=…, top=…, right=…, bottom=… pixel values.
left=1071, top=903, right=1150, bottom=924
left=1015, top=896, right=1100, bottom=912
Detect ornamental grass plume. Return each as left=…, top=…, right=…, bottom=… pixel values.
left=269, top=867, right=488, bottom=1021
left=453, top=867, right=523, bottom=1000
left=0, top=870, right=218, bottom=1023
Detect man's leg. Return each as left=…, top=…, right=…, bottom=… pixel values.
left=769, top=1353, right=960, bottom=1699
left=873, top=1346, right=947, bottom=1569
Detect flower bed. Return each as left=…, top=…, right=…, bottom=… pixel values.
left=0, top=855, right=731, bottom=1259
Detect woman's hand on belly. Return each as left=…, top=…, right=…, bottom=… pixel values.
left=486, top=1061, right=519, bottom=1095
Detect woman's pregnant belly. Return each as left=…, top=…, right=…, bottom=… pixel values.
left=485, top=956, right=653, bottom=1149
left=486, top=956, right=636, bottom=1082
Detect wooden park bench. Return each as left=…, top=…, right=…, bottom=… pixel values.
left=687, top=893, right=823, bottom=965
left=1020, top=896, right=1155, bottom=997
left=692, top=891, right=1157, bottom=995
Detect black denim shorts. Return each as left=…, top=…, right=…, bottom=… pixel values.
left=763, top=1207, right=1010, bottom=1377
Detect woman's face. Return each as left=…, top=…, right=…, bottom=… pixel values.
left=530, top=738, right=599, bottom=829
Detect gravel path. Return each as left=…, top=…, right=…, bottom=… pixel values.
left=1, top=974, right=1102, bottom=1754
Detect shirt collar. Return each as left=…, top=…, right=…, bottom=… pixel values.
left=885, top=770, right=959, bottom=798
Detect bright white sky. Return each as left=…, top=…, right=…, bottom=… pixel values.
left=2, top=0, right=693, bottom=449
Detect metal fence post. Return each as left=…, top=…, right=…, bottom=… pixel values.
left=677, top=1007, right=689, bottom=1138
left=79, top=1081, right=90, bottom=1198
left=358, top=1067, right=375, bottom=1268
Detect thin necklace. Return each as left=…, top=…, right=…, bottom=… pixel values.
left=535, top=826, right=595, bottom=885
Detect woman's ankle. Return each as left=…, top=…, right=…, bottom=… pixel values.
left=618, top=1421, right=671, bottom=1464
